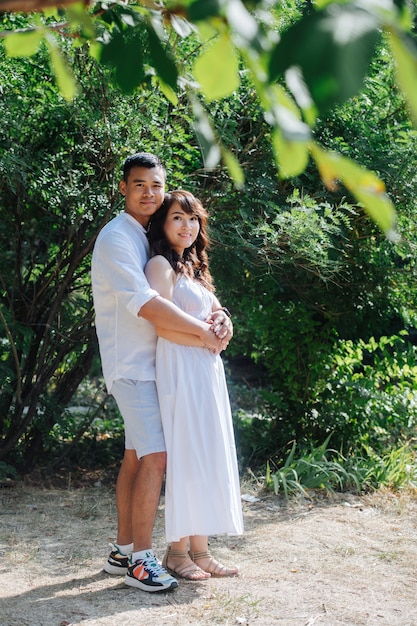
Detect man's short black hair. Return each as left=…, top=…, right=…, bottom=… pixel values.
left=122, top=152, right=166, bottom=182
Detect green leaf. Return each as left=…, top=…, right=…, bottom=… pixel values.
left=270, top=83, right=311, bottom=142
left=193, top=33, right=240, bottom=101
left=188, top=0, right=223, bottom=22
left=272, top=127, right=309, bottom=179
left=155, top=77, right=179, bottom=106
left=67, top=2, right=97, bottom=39
left=225, top=0, right=258, bottom=44
left=311, top=144, right=397, bottom=237
left=147, top=27, right=178, bottom=92
left=387, top=29, right=417, bottom=126
left=45, top=35, right=77, bottom=101
left=4, top=29, right=44, bottom=57
left=100, top=29, right=145, bottom=94
left=284, top=66, right=317, bottom=126
left=99, top=4, right=143, bottom=30
left=314, top=0, right=337, bottom=8
left=221, top=147, right=244, bottom=188
left=269, top=6, right=380, bottom=114
left=169, top=13, right=194, bottom=38
left=191, top=97, right=221, bottom=168
left=265, top=83, right=310, bottom=177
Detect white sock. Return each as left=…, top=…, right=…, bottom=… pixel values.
left=115, top=542, right=133, bottom=555
left=131, top=548, right=153, bottom=562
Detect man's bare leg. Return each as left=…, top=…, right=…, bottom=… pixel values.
left=123, top=450, right=178, bottom=591
left=103, top=449, right=139, bottom=575
left=131, top=451, right=166, bottom=551
left=115, top=449, right=140, bottom=545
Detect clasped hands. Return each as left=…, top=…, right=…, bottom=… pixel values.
left=205, top=310, right=233, bottom=355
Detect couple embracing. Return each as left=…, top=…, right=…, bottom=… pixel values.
left=91, top=153, right=243, bottom=593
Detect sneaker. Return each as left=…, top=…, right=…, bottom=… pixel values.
left=125, top=550, right=179, bottom=592
left=103, top=542, right=130, bottom=575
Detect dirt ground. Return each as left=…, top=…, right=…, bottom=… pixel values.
left=1, top=478, right=417, bottom=626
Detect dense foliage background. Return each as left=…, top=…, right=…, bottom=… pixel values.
left=1, top=2, right=417, bottom=492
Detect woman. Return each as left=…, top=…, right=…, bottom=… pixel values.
left=145, top=190, right=244, bottom=581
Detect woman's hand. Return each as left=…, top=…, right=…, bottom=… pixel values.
left=207, top=309, right=233, bottom=342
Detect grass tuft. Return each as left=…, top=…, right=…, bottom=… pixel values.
left=266, top=437, right=417, bottom=497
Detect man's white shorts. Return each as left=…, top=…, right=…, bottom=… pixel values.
left=110, top=378, right=166, bottom=459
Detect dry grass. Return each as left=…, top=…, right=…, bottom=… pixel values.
left=1, top=481, right=417, bottom=625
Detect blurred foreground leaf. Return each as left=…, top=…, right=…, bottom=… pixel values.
left=311, top=144, right=397, bottom=237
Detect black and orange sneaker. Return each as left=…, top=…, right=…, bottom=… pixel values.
left=125, top=550, right=178, bottom=592
left=103, top=543, right=130, bottom=575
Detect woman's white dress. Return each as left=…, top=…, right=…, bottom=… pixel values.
left=156, top=274, right=244, bottom=542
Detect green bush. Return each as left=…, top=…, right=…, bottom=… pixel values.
left=307, top=333, right=417, bottom=454
left=234, top=331, right=417, bottom=478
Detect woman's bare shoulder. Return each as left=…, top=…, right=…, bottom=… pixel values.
left=145, top=255, right=176, bottom=289
left=146, top=254, right=172, bottom=270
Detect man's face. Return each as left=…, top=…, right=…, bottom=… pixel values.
left=119, top=165, right=165, bottom=227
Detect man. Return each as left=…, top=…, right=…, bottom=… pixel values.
left=91, top=153, right=231, bottom=593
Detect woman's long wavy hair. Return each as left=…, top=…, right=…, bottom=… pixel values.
left=148, top=190, right=214, bottom=291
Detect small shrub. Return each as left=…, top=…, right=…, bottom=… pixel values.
left=266, top=439, right=417, bottom=497
left=266, top=437, right=365, bottom=497
left=359, top=445, right=417, bottom=491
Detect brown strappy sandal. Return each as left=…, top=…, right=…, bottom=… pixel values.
left=162, top=546, right=211, bottom=581
left=189, top=550, right=239, bottom=577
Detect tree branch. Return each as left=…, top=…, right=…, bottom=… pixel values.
left=0, top=304, right=22, bottom=405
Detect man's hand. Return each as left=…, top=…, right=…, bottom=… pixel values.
left=201, top=324, right=223, bottom=354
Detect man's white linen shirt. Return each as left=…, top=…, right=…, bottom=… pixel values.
left=91, top=211, right=159, bottom=392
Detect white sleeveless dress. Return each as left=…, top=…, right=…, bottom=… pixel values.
left=155, top=274, right=244, bottom=542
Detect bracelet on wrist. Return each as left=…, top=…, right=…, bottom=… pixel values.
left=221, top=307, right=232, bottom=318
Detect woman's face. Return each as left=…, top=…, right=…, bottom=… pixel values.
left=163, top=201, right=200, bottom=255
